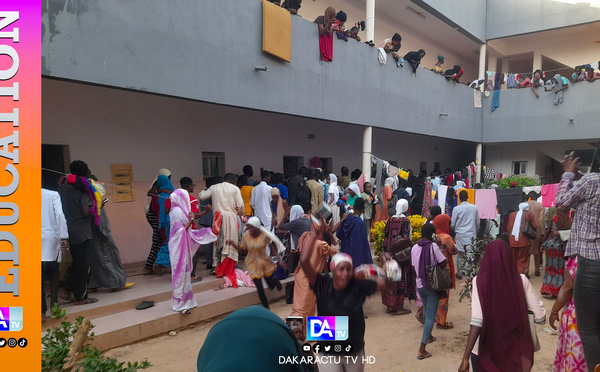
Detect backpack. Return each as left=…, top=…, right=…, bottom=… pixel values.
left=295, top=181, right=312, bottom=212
left=520, top=211, right=537, bottom=239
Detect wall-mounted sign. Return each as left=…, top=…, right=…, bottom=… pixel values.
left=110, top=164, right=134, bottom=202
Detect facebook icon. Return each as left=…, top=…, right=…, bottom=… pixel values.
left=307, top=316, right=349, bottom=341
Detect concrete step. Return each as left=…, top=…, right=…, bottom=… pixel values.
left=89, top=277, right=292, bottom=351
left=43, top=266, right=294, bottom=352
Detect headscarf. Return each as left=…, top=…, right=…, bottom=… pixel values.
left=324, top=6, right=336, bottom=22
left=270, top=188, right=285, bottom=227
left=432, top=214, right=451, bottom=235
left=330, top=252, right=353, bottom=271
left=327, top=174, right=339, bottom=204
left=145, top=168, right=172, bottom=214
left=394, top=199, right=409, bottom=217
left=246, top=216, right=286, bottom=256
left=157, top=175, right=174, bottom=229
left=197, top=306, right=311, bottom=372
left=170, top=188, right=191, bottom=221
left=347, top=183, right=360, bottom=197
left=511, top=203, right=529, bottom=242
left=289, top=205, right=306, bottom=251
left=384, top=177, right=395, bottom=188
left=476, top=240, right=534, bottom=371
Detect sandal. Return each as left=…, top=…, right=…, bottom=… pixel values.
left=181, top=309, right=191, bottom=315
left=191, top=275, right=203, bottom=283
left=135, top=300, right=155, bottom=310
left=74, top=297, right=98, bottom=305
left=428, top=336, right=436, bottom=343
left=58, top=289, right=75, bottom=303
left=417, top=352, right=432, bottom=360
left=394, top=309, right=412, bottom=316
left=142, top=268, right=155, bottom=276
left=437, top=322, right=454, bottom=329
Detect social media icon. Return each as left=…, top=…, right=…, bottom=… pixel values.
left=344, top=343, right=353, bottom=353
left=18, top=338, right=27, bottom=348
left=0, top=338, right=6, bottom=348
left=302, top=343, right=311, bottom=352
left=7, top=338, right=16, bottom=348
left=324, top=345, right=331, bottom=352
left=334, top=344, right=342, bottom=353
left=312, top=343, right=322, bottom=353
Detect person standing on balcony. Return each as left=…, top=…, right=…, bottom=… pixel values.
left=555, top=151, right=600, bottom=372
left=282, top=0, right=302, bottom=15
left=315, top=6, right=336, bottom=62
left=404, top=49, right=426, bottom=74
left=379, top=33, right=402, bottom=61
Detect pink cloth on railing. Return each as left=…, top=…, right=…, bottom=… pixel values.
left=223, top=269, right=256, bottom=288
left=475, top=189, right=498, bottom=219
left=541, top=183, right=559, bottom=207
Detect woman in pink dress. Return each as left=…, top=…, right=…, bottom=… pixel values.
left=550, top=257, right=588, bottom=371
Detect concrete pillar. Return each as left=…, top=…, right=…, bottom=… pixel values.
left=532, top=51, right=542, bottom=72
left=366, top=0, right=375, bottom=43
left=478, top=44, right=487, bottom=91
left=362, top=126, right=372, bottom=181
left=475, top=143, right=483, bottom=185
left=488, top=54, right=498, bottom=73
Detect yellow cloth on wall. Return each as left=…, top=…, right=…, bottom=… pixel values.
left=458, top=188, right=475, bottom=205
left=261, top=0, right=291, bottom=62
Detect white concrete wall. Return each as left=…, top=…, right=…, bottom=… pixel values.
left=42, top=79, right=474, bottom=263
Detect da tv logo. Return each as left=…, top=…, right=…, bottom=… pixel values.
left=307, top=316, right=348, bottom=341
left=0, top=307, right=23, bottom=331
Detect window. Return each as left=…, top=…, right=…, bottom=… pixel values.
left=202, top=152, right=225, bottom=179
left=512, top=161, right=527, bottom=175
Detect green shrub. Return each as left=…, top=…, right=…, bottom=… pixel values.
left=487, top=175, right=540, bottom=189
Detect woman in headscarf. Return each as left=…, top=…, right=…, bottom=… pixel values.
left=381, top=199, right=415, bottom=315
left=411, top=223, right=447, bottom=360
left=508, top=202, right=537, bottom=275
left=541, top=209, right=572, bottom=298
left=432, top=214, right=457, bottom=329
left=227, top=217, right=286, bottom=310
left=361, top=182, right=378, bottom=237
left=375, top=177, right=394, bottom=222
left=278, top=205, right=312, bottom=303
left=458, top=240, right=546, bottom=372
left=152, top=175, right=175, bottom=273
left=300, top=218, right=391, bottom=371
left=270, top=187, right=286, bottom=233
left=334, top=198, right=373, bottom=268
left=197, top=306, right=314, bottom=372
left=314, top=6, right=336, bottom=62
left=143, top=169, right=172, bottom=275
left=346, top=183, right=361, bottom=207
left=290, top=218, right=338, bottom=318
left=327, top=173, right=341, bottom=225
left=168, top=189, right=216, bottom=314
left=550, top=256, right=587, bottom=371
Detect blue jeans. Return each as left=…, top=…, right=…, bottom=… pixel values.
left=418, top=287, right=440, bottom=345
left=574, top=255, right=600, bottom=371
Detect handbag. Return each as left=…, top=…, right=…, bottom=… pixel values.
left=390, top=235, right=412, bottom=263
left=521, top=211, right=537, bottom=240
left=425, top=246, right=453, bottom=291
left=528, top=311, right=541, bottom=352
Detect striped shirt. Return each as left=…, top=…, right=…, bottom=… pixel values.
left=555, top=172, right=600, bottom=260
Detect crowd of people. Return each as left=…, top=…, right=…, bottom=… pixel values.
left=43, top=151, right=600, bottom=371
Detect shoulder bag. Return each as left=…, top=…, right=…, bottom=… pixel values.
left=425, top=245, right=453, bottom=291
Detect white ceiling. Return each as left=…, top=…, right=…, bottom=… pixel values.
left=348, top=0, right=483, bottom=63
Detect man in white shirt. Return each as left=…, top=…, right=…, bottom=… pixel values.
left=42, top=187, right=69, bottom=319
left=451, top=190, right=480, bottom=279
left=251, top=170, right=273, bottom=231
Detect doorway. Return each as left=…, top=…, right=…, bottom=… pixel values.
left=42, top=144, right=70, bottom=190
left=283, top=156, right=304, bottom=179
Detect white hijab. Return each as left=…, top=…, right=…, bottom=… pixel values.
left=247, top=216, right=286, bottom=255
left=394, top=199, right=409, bottom=218
left=289, top=205, right=306, bottom=251
left=347, top=183, right=361, bottom=197
left=328, top=174, right=339, bottom=204
left=511, top=202, right=530, bottom=241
